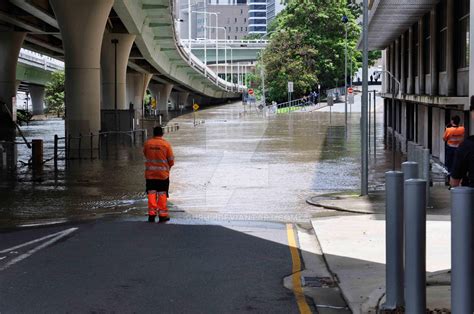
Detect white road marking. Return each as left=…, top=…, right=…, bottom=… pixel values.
left=0, top=228, right=78, bottom=271
left=0, top=228, right=77, bottom=254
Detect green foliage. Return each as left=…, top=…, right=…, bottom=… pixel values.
left=16, top=109, right=32, bottom=126
left=45, top=71, right=65, bottom=118
left=260, top=0, right=380, bottom=102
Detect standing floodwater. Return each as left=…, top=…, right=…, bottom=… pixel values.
left=0, top=99, right=388, bottom=226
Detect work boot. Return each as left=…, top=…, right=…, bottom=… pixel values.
left=148, top=215, right=156, bottom=223
left=159, top=216, right=170, bottom=223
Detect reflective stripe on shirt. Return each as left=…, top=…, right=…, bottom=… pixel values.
left=146, top=166, right=169, bottom=171
left=146, top=159, right=168, bottom=164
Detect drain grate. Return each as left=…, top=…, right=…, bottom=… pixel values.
left=301, top=276, right=336, bottom=288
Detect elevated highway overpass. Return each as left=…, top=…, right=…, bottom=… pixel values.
left=0, top=0, right=245, bottom=155
left=16, top=48, right=64, bottom=115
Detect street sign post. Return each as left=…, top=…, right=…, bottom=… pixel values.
left=193, top=103, right=199, bottom=126
left=288, top=81, right=293, bottom=103
left=348, top=94, right=354, bottom=105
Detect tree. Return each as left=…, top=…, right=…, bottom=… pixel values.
left=260, top=0, right=380, bottom=102
left=45, top=70, right=65, bottom=118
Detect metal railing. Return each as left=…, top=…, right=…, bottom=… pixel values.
left=180, top=39, right=269, bottom=48
left=274, top=97, right=326, bottom=113
left=170, top=0, right=246, bottom=93
left=1, top=124, right=180, bottom=171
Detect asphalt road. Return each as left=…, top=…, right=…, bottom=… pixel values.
left=0, top=219, right=307, bottom=313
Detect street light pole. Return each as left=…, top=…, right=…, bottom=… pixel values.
left=361, top=1, right=368, bottom=196
left=342, top=15, right=348, bottom=139
left=112, top=38, right=119, bottom=132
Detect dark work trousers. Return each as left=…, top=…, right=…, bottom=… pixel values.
left=445, top=145, right=458, bottom=175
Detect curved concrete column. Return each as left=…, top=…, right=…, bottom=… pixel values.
left=29, top=85, right=45, bottom=115
left=178, top=92, right=189, bottom=108
left=0, top=32, right=26, bottom=126
left=50, top=0, right=113, bottom=138
left=101, top=32, right=136, bottom=110
left=158, top=84, right=173, bottom=113
left=0, top=32, right=25, bottom=170
left=126, top=72, right=152, bottom=117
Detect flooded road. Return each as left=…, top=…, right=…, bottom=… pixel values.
left=0, top=98, right=388, bottom=226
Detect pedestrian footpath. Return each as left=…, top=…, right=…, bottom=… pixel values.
left=308, top=190, right=452, bottom=313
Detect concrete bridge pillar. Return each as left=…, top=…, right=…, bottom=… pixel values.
left=178, top=92, right=189, bottom=108
left=50, top=0, right=113, bottom=141
left=0, top=31, right=25, bottom=170
left=126, top=72, right=152, bottom=120
left=101, top=32, right=135, bottom=110
left=29, top=85, right=45, bottom=115
left=15, top=80, right=21, bottom=92
left=149, top=83, right=173, bottom=114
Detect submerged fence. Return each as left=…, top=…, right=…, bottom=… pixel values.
left=0, top=123, right=180, bottom=172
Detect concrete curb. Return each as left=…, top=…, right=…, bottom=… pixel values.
left=306, top=197, right=373, bottom=214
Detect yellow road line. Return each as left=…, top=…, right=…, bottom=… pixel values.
left=286, top=223, right=312, bottom=314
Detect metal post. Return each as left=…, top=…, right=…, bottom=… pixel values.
left=78, top=134, right=82, bottom=159
left=344, top=20, right=348, bottom=139
left=369, top=92, right=371, bottom=155
left=67, top=134, right=71, bottom=160
left=361, top=0, right=369, bottom=195
left=373, top=91, right=376, bottom=161
left=98, top=134, right=102, bottom=159
left=391, top=77, right=396, bottom=170
left=32, top=139, right=43, bottom=171
left=90, top=133, right=93, bottom=159
left=402, top=161, right=418, bottom=181
left=404, top=179, right=427, bottom=313
left=188, top=0, right=192, bottom=52
left=112, top=38, right=119, bottom=132
left=54, top=134, right=58, bottom=170
left=451, top=187, right=474, bottom=314
left=382, top=171, right=404, bottom=310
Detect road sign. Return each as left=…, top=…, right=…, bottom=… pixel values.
left=248, top=88, right=254, bottom=95
left=193, top=104, right=199, bottom=111
left=288, top=81, right=294, bottom=93
left=348, top=94, right=355, bottom=104
left=348, top=87, right=354, bottom=94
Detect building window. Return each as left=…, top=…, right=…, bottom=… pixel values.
left=438, top=0, right=447, bottom=72
left=457, top=0, right=470, bottom=68
left=423, top=13, right=430, bottom=74
left=241, top=9, right=243, bottom=14
left=228, top=35, right=230, bottom=39
left=235, top=36, right=237, bottom=39
left=235, top=17, right=237, bottom=23
left=236, top=26, right=238, bottom=32
left=244, top=18, right=247, bottom=23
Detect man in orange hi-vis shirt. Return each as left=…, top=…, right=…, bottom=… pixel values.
left=443, top=115, right=465, bottom=180
left=143, top=126, right=174, bottom=223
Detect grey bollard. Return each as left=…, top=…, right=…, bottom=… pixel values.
left=451, top=187, right=474, bottom=314
left=402, top=161, right=418, bottom=181
left=404, top=179, right=427, bottom=313
left=382, top=171, right=404, bottom=310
